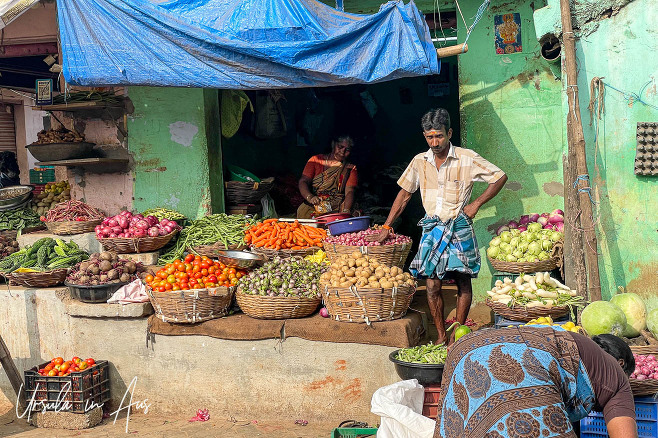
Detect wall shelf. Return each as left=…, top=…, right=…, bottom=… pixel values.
left=35, top=158, right=129, bottom=173
left=32, top=102, right=124, bottom=112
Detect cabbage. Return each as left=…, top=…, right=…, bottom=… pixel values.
left=581, top=301, right=627, bottom=336
left=648, top=309, right=658, bottom=339
left=610, top=293, right=647, bottom=337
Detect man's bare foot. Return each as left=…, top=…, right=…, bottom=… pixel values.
left=436, top=331, right=447, bottom=345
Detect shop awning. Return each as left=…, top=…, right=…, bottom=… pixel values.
left=57, top=0, right=440, bottom=89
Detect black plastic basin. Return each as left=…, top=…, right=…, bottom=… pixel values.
left=389, top=350, right=444, bottom=386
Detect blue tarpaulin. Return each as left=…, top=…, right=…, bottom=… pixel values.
left=58, top=0, right=440, bottom=89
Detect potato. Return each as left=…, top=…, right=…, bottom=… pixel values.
left=346, top=268, right=356, bottom=277
left=348, top=259, right=356, bottom=268
left=392, top=281, right=400, bottom=287
left=403, top=273, right=412, bottom=280
left=356, top=278, right=368, bottom=287
left=396, top=274, right=405, bottom=281
left=406, top=279, right=415, bottom=286
left=341, top=265, right=350, bottom=272
left=340, top=281, right=353, bottom=288
left=375, top=271, right=385, bottom=280
left=368, top=281, right=381, bottom=288
left=352, top=251, right=362, bottom=259
left=355, top=258, right=363, bottom=267
left=350, top=277, right=358, bottom=284
left=368, top=275, right=378, bottom=283
left=370, top=260, right=379, bottom=269
left=331, top=280, right=340, bottom=287
left=380, top=280, right=393, bottom=288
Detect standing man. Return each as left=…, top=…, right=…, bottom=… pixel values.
left=371, top=108, right=507, bottom=344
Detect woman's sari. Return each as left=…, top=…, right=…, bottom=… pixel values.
left=434, top=326, right=595, bottom=438
left=297, top=160, right=354, bottom=219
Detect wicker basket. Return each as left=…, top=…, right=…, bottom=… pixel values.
left=8, top=269, right=68, bottom=288
left=251, top=246, right=320, bottom=260
left=225, top=177, right=274, bottom=205
left=629, top=347, right=658, bottom=395
left=235, top=290, right=321, bottom=319
left=323, top=241, right=413, bottom=268
left=488, top=241, right=563, bottom=274
left=147, top=286, right=234, bottom=323
left=45, top=219, right=102, bottom=235
left=322, top=284, right=416, bottom=324
left=189, top=242, right=247, bottom=258
left=0, top=225, right=46, bottom=240
left=486, top=299, right=570, bottom=322
left=98, top=231, right=177, bottom=254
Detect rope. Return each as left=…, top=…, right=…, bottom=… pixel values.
left=603, top=80, right=658, bottom=111
left=573, top=174, right=598, bottom=205
left=587, top=77, right=605, bottom=168
left=454, top=0, right=490, bottom=52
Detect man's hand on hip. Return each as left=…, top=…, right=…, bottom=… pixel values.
left=463, top=203, right=480, bottom=219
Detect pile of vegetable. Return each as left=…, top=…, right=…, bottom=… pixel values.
left=496, top=209, right=564, bottom=235
left=0, top=207, right=42, bottom=232
left=487, top=224, right=563, bottom=263
left=36, top=127, right=84, bottom=144
left=96, top=211, right=180, bottom=239
left=320, top=252, right=415, bottom=289
left=324, top=228, right=411, bottom=246
left=141, top=207, right=185, bottom=221
left=518, top=316, right=584, bottom=333
left=66, top=252, right=141, bottom=286
left=486, top=272, right=584, bottom=309
left=0, top=235, right=19, bottom=259
left=0, top=238, right=88, bottom=273
left=630, top=353, right=658, bottom=381
left=245, top=219, right=326, bottom=250
left=30, top=181, right=70, bottom=216
left=305, top=249, right=328, bottom=264
left=238, top=256, right=327, bottom=297
left=580, top=290, right=648, bottom=338
left=145, top=254, right=247, bottom=291
left=43, top=200, right=105, bottom=222
left=159, top=214, right=257, bottom=264
left=36, top=356, right=98, bottom=378
left=610, top=289, right=648, bottom=337
left=395, top=343, right=448, bottom=364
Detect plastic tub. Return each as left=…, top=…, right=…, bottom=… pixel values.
left=315, top=212, right=351, bottom=227
left=66, top=281, right=128, bottom=303
left=389, top=350, right=444, bottom=386
left=226, top=164, right=260, bottom=182
left=327, top=216, right=370, bottom=236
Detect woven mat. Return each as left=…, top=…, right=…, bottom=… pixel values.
left=147, top=311, right=423, bottom=348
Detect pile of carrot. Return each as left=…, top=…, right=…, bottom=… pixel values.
left=245, top=219, right=326, bottom=250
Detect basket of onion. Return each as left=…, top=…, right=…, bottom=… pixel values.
left=323, top=228, right=412, bottom=268
left=95, top=211, right=181, bottom=253
left=629, top=349, right=658, bottom=396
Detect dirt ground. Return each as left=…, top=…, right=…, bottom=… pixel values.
left=0, top=404, right=346, bottom=437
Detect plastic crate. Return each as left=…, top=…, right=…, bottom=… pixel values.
left=29, top=169, right=55, bottom=184
left=23, top=360, right=110, bottom=413
left=331, top=427, right=378, bottom=437
left=422, top=385, right=441, bottom=420
left=580, top=396, right=658, bottom=437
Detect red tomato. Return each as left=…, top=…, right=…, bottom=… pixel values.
left=194, top=272, right=203, bottom=279
left=164, top=283, right=173, bottom=290
left=78, top=361, right=88, bottom=370
left=145, top=275, right=154, bottom=283
left=185, top=254, right=194, bottom=263
left=60, top=362, right=70, bottom=372
left=58, top=371, right=65, bottom=376
left=85, top=358, right=95, bottom=366
left=48, top=370, right=57, bottom=377
left=219, top=274, right=227, bottom=281
left=167, top=275, right=176, bottom=284
left=44, top=364, right=54, bottom=372
left=53, top=357, right=64, bottom=366
left=230, top=278, right=239, bottom=286
left=180, top=283, right=189, bottom=290
left=172, top=285, right=180, bottom=291
left=158, top=286, right=166, bottom=292
left=200, top=261, right=210, bottom=269
left=208, top=266, right=216, bottom=274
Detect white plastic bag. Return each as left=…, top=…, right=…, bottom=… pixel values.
left=371, top=379, right=436, bottom=438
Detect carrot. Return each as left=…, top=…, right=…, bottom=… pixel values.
left=263, top=218, right=278, bottom=224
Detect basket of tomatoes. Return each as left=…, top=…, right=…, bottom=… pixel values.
left=144, top=254, right=249, bottom=323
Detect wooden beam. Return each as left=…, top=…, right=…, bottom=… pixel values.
left=559, top=0, right=602, bottom=301
left=0, top=334, right=26, bottom=408
left=436, top=43, right=468, bottom=58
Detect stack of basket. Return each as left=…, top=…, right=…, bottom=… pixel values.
left=224, top=165, right=273, bottom=215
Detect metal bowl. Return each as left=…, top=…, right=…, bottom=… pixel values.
left=26, top=142, right=95, bottom=162
left=214, top=250, right=264, bottom=269
left=0, top=185, right=33, bottom=208
left=66, top=281, right=128, bottom=304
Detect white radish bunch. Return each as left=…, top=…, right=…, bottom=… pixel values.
left=487, top=272, right=581, bottom=308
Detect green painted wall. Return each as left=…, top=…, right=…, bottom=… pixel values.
left=128, top=87, right=223, bottom=220
left=573, top=0, right=658, bottom=305
left=457, top=0, right=565, bottom=301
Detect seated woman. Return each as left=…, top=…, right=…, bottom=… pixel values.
left=297, top=135, right=357, bottom=219
left=0, top=151, right=20, bottom=188
left=434, top=327, right=638, bottom=438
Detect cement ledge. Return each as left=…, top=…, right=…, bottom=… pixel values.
left=56, top=288, right=154, bottom=318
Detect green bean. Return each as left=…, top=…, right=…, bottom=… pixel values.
left=395, top=343, right=448, bottom=364
left=158, top=214, right=257, bottom=264
left=141, top=207, right=186, bottom=220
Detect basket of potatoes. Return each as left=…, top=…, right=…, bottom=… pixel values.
left=320, top=251, right=416, bottom=324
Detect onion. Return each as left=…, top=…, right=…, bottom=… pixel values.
left=508, top=221, right=519, bottom=229
left=146, top=215, right=159, bottom=227
left=134, top=214, right=144, bottom=220
left=548, top=213, right=564, bottom=224
left=133, top=228, right=146, bottom=238
left=136, top=220, right=150, bottom=230
left=159, top=219, right=169, bottom=227
left=109, top=233, right=118, bottom=238
left=554, top=222, right=564, bottom=232
left=319, top=307, right=329, bottom=318
left=517, top=226, right=527, bottom=232
left=117, top=216, right=129, bottom=229
left=147, top=227, right=160, bottom=237
left=518, top=215, right=530, bottom=226
left=528, top=213, right=540, bottom=223
left=164, top=225, right=175, bottom=234
left=552, top=209, right=564, bottom=216
left=111, top=226, right=123, bottom=234
left=543, top=224, right=554, bottom=230
left=102, top=218, right=111, bottom=226
left=108, top=218, right=119, bottom=227
left=102, top=226, right=112, bottom=235
left=119, top=210, right=132, bottom=218
left=537, top=217, right=549, bottom=226
left=95, top=225, right=102, bottom=233
left=541, top=213, right=550, bottom=218
left=496, top=225, right=509, bottom=236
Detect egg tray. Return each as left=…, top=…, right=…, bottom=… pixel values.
left=635, top=122, right=658, bottom=176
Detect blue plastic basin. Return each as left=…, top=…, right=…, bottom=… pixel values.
left=327, top=216, right=371, bottom=236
